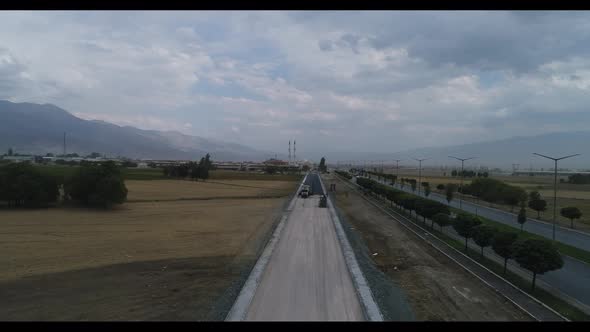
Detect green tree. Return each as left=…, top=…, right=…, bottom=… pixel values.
left=436, top=184, right=445, bottom=191
left=528, top=199, right=547, bottom=219
left=0, top=163, right=59, bottom=208
left=410, top=180, right=417, bottom=193
left=7, top=148, right=13, bottom=156
left=302, top=164, right=310, bottom=172
left=452, top=213, right=482, bottom=251
left=560, top=207, right=582, bottom=229
left=529, top=191, right=541, bottom=202
left=445, top=183, right=456, bottom=205
left=503, top=186, right=527, bottom=212
left=432, top=212, right=451, bottom=232
left=65, top=161, right=128, bottom=208
left=517, top=204, right=527, bottom=232
left=473, top=225, right=496, bottom=258
left=424, top=185, right=431, bottom=198
left=491, top=230, right=519, bottom=275
left=318, top=157, right=327, bottom=173
left=514, top=239, right=564, bottom=291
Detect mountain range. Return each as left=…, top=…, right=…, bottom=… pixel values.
left=1, top=100, right=588, bottom=169
left=0, top=100, right=273, bottom=161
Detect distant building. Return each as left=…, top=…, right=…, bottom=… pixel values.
left=263, top=158, right=288, bottom=166
left=1, top=155, right=35, bottom=163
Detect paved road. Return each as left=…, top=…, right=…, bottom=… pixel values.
left=370, top=177, right=590, bottom=251
left=244, top=173, right=364, bottom=321
left=359, top=176, right=590, bottom=312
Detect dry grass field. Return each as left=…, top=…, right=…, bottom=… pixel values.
left=125, top=179, right=296, bottom=202
left=0, top=178, right=298, bottom=320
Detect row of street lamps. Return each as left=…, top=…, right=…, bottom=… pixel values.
left=341, top=152, right=580, bottom=242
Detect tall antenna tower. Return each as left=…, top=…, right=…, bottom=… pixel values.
left=294, top=140, right=296, bottom=162
left=63, top=132, right=66, bottom=156
left=288, top=140, right=291, bottom=164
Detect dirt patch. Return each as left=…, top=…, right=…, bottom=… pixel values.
left=325, top=173, right=531, bottom=321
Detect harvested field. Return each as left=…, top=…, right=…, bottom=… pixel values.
left=324, top=173, right=531, bottom=321
left=0, top=178, right=296, bottom=320
left=125, top=179, right=297, bottom=202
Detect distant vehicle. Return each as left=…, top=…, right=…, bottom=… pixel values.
left=299, top=184, right=311, bottom=198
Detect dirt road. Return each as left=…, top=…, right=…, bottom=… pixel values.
left=324, top=173, right=531, bottom=321
left=245, top=193, right=364, bottom=321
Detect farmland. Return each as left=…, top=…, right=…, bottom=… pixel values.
left=0, top=176, right=298, bottom=320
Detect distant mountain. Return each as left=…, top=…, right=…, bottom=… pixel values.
left=322, top=132, right=590, bottom=170
left=0, top=100, right=271, bottom=161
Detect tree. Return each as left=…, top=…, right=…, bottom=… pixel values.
left=445, top=183, right=456, bottom=205
left=265, top=165, right=279, bottom=174
left=424, top=185, right=431, bottom=198
left=492, top=230, right=519, bottom=275
left=302, top=164, right=310, bottom=172
left=560, top=207, right=582, bottom=229
left=503, top=186, right=527, bottom=212
left=410, top=180, right=417, bottom=193
left=65, top=161, right=128, bottom=208
left=529, top=191, right=541, bottom=202
left=451, top=169, right=457, bottom=177
left=452, top=213, right=482, bottom=251
left=514, top=239, right=564, bottom=291
left=517, top=204, right=527, bottom=232
left=7, top=148, right=13, bottom=156
left=436, top=184, right=445, bottom=190
left=528, top=198, right=547, bottom=219
left=473, top=225, right=496, bottom=258
left=318, top=157, right=327, bottom=173
left=0, top=163, right=59, bottom=208
left=432, top=212, right=451, bottom=232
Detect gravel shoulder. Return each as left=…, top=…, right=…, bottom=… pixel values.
left=323, top=173, right=531, bottom=321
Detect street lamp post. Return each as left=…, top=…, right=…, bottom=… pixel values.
left=449, top=156, right=475, bottom=209
left=533, top=153, right=581, bottom=241
left=413, top=158, right=429, bottom=195
left=393, top=159, right=402, bottom=187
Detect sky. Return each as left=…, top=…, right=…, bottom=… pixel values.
left=1, top=11, right=590, bottom=156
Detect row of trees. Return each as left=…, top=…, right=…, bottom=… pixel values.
left=567, top=173, right=590, bottom=184
left=163, top=154, right=212, bottom=181
left=335, top=170, right=353, bottom=179
left=354, top=176, right=563, bottom=291
left=0, top=161, right=128, bottom=209
left=451, top=170, right=489, bottom=178
left=356, top=169, right=584, bottom=230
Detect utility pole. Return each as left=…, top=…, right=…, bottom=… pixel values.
left=63, top=132, right=66, bottom=156
left=533, top=153, right=580, bottom=241
left=413, top=158, right=429, bottom=195
left=449, top=156, right=475, bottom=209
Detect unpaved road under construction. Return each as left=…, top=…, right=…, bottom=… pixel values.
left=244, top=173, right=365, bottom=321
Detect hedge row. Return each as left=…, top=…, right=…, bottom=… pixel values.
left=356, top=177, right=449, bottom=223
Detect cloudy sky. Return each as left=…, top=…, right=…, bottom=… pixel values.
left=1, top=11, right=590, bottom=155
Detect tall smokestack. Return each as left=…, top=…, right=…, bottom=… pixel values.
left=294, top=140, right=296, bottom=162
left=289, top=140, right=291, bottom=163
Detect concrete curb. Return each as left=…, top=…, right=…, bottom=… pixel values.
left=225, top=173, right=308, bottom=321
left=319, top=174, right=384, bottom=321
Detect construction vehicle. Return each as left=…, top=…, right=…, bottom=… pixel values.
left=299, top=185, right=311, bottom=198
